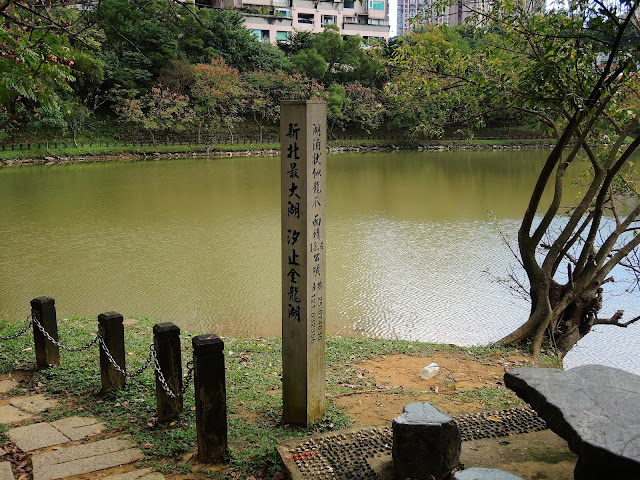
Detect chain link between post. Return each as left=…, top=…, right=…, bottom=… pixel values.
left=152, top=347, right=194, bottom=399
left=0, top=315, right=33, bottom=341
left=32, top=315, right=99, bottom=352
left=6, top=312, right=195, bottom=400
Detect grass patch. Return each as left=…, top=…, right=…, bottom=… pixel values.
left=0, top=317, right=542, bottom=477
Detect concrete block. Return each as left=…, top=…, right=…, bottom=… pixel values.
left=7, top=423, right=70, bottom=451
left=32, top=437, right=142, bottom=480
left=9, top=394, right=58, bottom=414
left=51, top=416, right=104, bottom=440
left=0, top=405, right=32, bottom=426
left=392, top=402, right=461, bottom=480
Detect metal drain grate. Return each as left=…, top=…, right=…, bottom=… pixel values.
left=454, top=406, right=547, bottom=442
left=278, top=407, right=548, bottom=479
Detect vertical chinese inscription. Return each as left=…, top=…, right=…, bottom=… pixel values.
left=281, top=100, right=326, bottom=427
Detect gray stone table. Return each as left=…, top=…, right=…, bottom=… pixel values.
left=504, top=365, right=640, bottom=480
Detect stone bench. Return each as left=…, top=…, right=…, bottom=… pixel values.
left=454, top=468, right=525, bottom=480
left=392, top=402, right=461, bottom=480
left=504, top=365, right=640, bottom=480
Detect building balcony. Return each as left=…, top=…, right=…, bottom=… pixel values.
left=242, top=12, right=293, bottom=26
left=342, top=21, right=390, bottom=34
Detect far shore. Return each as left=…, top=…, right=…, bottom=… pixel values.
left=0, top=138, right=555, bottom=168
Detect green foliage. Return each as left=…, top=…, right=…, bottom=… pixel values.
left=291, top=48, right=328, bottom=80
left=116, top=85, right=193, bottom=145
left=200, top=8, right=291, bottom=73
left=0, top=7, right=75, bottom=132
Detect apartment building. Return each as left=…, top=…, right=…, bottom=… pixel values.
left=396, top=0, right=482, bottom=36
left=208, top=0, right=390, bottom=44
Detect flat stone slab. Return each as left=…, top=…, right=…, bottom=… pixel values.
left=7, top=423, right=70, bottom=451
left=51, top=416, right=104, bottom=440
left=505, top=365, right=640, bottom=479
left=0, top=380, right=19, bottom=394
left=32, top=437, right=142, bottom=480
left=9, top=395, right=57, bottom=414
left=103, top=468, right=164, bottom=480
left=0, top=405, right=32, bottom=425
left=0, top=462, right=12, bottom=480
left=454, top=468, right=525, bottom=480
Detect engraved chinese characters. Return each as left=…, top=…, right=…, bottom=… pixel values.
left=281, top=101, right=327, bottom=426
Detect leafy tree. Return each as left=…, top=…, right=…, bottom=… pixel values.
left=158, top=59, right=196, bottom=97
left=116, top=84, right=193, bottom=145
left=277, top=30, right=313, bottom=56
left=326, top=84, right=346, bottom=137
left=413, top=0, right=640, bottom=357
left=291, top=48, right=328, bottom=79
left=70, top=50, right=106, bottom=112
left=0, top=0, right=76, bottom=132
left=326, top=82, right=383, bottom=136
left=342, top=82, right=383, bottom=134
left=190, top=58, right=245, bottom=143
left=95, top=0, right=180, bottom=90
left=385, top=25, right=485, bottom=137
left=243, top=70, right=320, bottom=137
left=201, top=9, right=291, bottom=72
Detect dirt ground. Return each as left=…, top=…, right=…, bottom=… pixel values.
left=331, top=350, right=577, bottom=480
left=333, top=350, right=539, bottom=425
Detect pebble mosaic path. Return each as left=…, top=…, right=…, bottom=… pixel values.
left=0, top=379, right=162, bottom=480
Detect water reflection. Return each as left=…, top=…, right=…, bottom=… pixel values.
left=0, top=151, right=638, bottom=373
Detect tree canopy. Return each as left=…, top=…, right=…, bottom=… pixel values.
left=396, top=0, right=640, bottom=356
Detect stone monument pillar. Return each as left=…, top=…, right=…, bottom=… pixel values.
left=281, top=100, right=327, bottom=426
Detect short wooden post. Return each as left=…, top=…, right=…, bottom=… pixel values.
left=193, top=334, right=227, bottom=463
left=98, top=312, right=126, bottom=392
left=30, top=297, right=60, bottom=368
left=153, top=322, right=183, bottom=423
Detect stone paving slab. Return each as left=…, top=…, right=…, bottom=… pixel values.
left=0, top=405, right=32, bottom=425
left=103, top=468, right=164, bottom=480
left=0, top=448, right=5, bottom=456
left=7, top=423, right=70, bottom=452
left=0, top=380, right=19, bottom=394
left=31, top=436, right=142, bottom=480
left=0, top=462, right=12, bottom=480
left=51, top=416, right=104, bottom=440
left=9, top=394, right=57, bottom=414
left=33, top=448, right=142, bottom=480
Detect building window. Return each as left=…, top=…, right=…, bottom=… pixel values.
left=275, top=7, right=291, bottom=16
left=251, top=29, right=263, bottom=40
left=344, top=0, right=354, bottom=7
left=298, top=13, right=314, bottom=24
left=322, top=15, right=337, bottom=25
left=277, top=30, right=290, bottom=41
left=367, top=0, right=385, bottom=10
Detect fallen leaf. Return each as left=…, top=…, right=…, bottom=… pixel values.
left=143, top=443, right=154, bottom=449
left=487, top=416, right=503, bottom=422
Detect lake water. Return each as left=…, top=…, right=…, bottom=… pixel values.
left=1, top=150, right=638, bottom=373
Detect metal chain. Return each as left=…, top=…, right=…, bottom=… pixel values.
left=153, top=346, right=178, bottom=398
left=126, top=344, right=154, bottom=378
left=152, top=347, right=195, bottom=398
left=97, top=334, right=127, bottom=375
left=181, top=361, right=194, bottom=395
left=0, top=315, right=33, bottom=341
left=32, top=316, right=99, bottom=352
